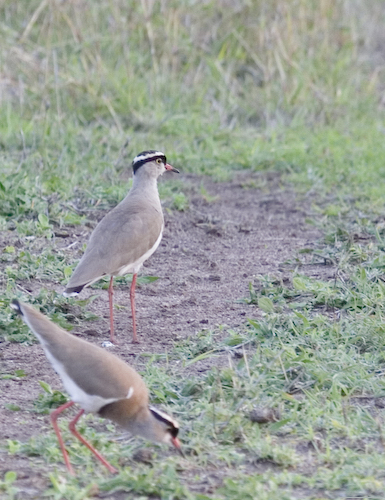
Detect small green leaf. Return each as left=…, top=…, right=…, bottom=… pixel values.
left=7, top=440, right=21, bottom=454
left=49, top=473, right=60, bottom=492
left=39, top=380, right=53, bottom=394
left=293, top=312, right=310, bottom=327
left=63, top=266, right=73, bottom=278
left=4, top=471, right=17, bottom=484
left=186, top=349, right=217, bottom=366
left=269, top=418, right=291, bottom=432
left=181, top=381, right=202, bottom=397
left=172, top=192, right=188, bottom=211
left=248, top=319, right=260, bottom=329
left=5, top=404, right=21, bottom=411
left=137, top=275, right=160, bottom=284
left=77, top=294, right=99, bottom=306
left=293, top=277, right=307, bottom=291
left=38, top=213, right=50, bottom=227
left=224, top=335, right=244, bottom=346
left=289, top=301, right=308, bottom=309
left=323, top=204, right=341, bottom=216
left=257, top=297, right=274, bottom=313
left=298, top=247, right=313, bottom=254
left=3, top=246, right=15, bottom=253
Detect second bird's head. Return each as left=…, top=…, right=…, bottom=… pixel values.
left=132, top=150, right=179, bottom=178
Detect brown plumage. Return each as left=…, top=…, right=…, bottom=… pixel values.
left=63, top=150, right=179, bottom=343
left=11, top=300, right=182, bottom=475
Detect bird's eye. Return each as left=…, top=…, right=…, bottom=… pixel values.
left=156, top=158, right=162, bottom=165
left=169, top=426, right=179, bottom=438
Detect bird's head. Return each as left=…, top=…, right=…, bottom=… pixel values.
left=132, top=150, right=179, bottom=178
left=148, top=406, right=184, bottom=456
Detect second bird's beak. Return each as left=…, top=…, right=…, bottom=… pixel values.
left=165, top=163, right=180, bottom=173
left=171, top=436, right=185, bottom=457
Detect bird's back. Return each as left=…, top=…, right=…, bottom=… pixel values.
left=65, top=190, right=164, bottom=290
left=12, top=301, right=148, bottom=404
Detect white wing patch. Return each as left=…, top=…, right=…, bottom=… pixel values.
left=133, top=151, right=164, bottom=163
left=149, top=406, right=179, bottom=429
left=126, top=387, right=134, bottom=399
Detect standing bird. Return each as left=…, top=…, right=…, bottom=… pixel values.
left=11, top=300, right=182, bottom=476
left=63, top=150, right=179, bottom=343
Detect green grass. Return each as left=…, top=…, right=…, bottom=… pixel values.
left=2, top=0, right=385, bottom=498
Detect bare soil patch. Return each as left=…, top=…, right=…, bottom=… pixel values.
left=0, top=171, right=325, bottom=496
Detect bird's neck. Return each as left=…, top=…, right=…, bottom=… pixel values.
left=131, top=172, right=160, bottom=198
left=125, top=407, right=162, bottom=443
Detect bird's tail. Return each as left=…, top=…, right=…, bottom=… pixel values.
left=63, top=284, right=85, bottom=297
left=10, top=299, right=23, bottom=316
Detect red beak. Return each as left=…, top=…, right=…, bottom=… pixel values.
left=171, top=436, right=185, bottom=457
left=165, top=163, right=180, bottom=173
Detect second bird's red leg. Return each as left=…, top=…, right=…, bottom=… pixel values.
left=68, top=409, right=118, bottom=474
left=50, top=400, right=76, bottom=475
left=130, top=273, right=138, bottom=342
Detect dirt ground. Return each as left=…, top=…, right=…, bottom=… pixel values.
left=0, top=171, right=324, bottom=496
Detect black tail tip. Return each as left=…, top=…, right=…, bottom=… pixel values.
left=63, top=285, right=84, bottom=296
left=10, top=299, right=23, bottom=315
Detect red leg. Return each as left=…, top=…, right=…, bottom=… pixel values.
left=108, top=276, right=115, bottom=343
left=130, top=273, right=138, bottom=342
left=68, top=409, right=118, bottom=474
left=50, top=400, right=76, bottom=475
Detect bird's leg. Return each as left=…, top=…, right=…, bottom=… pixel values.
left=108, top=276, right=115, bottom=343
left=68, top=409, right=118, bottom=474
left=130, top=273, right=138, bottom=342
left=50, top=400, right=76, bottom=475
